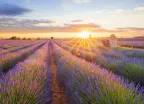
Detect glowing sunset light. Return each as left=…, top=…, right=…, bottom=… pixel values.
left=77, top=31, right=91, bottom=38
left=0, top=0, right=144, bottom=38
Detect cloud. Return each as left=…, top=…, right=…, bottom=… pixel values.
left=116, top=9, right=124, bottom=13
left=134, top=7, right=144, bottom=11
left=64, top=23, right=101, bottom=28
left=25, top=0, right=32, bottom=2
left=72, top=0, right=91, bottom=4
left=0, top=17, right=55, bottom=28
left=121, top=13, right=144, bottom=17
left=71, top=20, right=83, bottom=22
left=0, top=4, right=31, bottom=16
left=91, top=27, right=144, bottom=33
left=0, top=17, right=101, bottom=33
left=116, top=27, right=144, bottom=31
left=96, top=10, right=103, bottom=13
left=0, top=17, right=144, bottom=34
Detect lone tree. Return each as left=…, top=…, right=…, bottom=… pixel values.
left=37, top=37, right=40, bottom=40
left=27, top=38, right=31, bottom=40
left=22, top=37, right=27, bottom=40
left=9, top=36, right=17, bottom=40
left=51, top=37, right=54, bottom=39
left=9, top=36, right=21, bottom=40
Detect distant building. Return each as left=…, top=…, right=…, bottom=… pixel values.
left=109, top=34, right=117, bottom=48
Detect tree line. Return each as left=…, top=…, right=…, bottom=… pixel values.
left=7, top=36, right=52, bottom=40
left=9, top=36, right=33, bottom=40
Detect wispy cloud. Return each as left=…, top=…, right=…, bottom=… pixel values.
left=71, top=20, right=83, bottom=22
left=0, top=4, right=31, bottom=16
left=0, top=17, right=55, bottom=28
left=25, top=0, right=32, bottom=2
left=96, top=10, right=103, bottom=13
left=116, top=9, right=124, bottom=14
left=0, top=17, right=144, bottom=35
left=64, top=23, right=100, bottom=28
left=134, top=7, right=144, bottom=11
left=116, top=27, right=144, bottom=31
left=72, top=0, right=91, bottom=4
left=0, top=17, right=102, bottom=33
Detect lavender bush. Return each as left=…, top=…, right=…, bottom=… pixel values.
left=52, top=42, right=144, bottom=104
left=0, top=42, right=45, bottom=72
left=0, top=42, right=52, bottom=103
left=56, top=42, right=144, bottom=86
left=0, top=43, right=37, bottom=56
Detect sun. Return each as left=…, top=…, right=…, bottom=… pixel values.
left=77, top=31, right=90, bottom=38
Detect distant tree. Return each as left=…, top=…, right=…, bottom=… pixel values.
left=27, top=38, right=31, bottom=40
left=37, top=37, right=40, bottom=40
left=51, top=37, right=54, bottom=39
left=9, top=36, right=17, bottom=40
left=17, top=37, right=21, bottom=40
left=22, top=37, right=27, bottom=40
left=134, top=36, right=144, bottom=38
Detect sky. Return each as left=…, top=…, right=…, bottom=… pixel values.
left=0, top=0, right=144, bottom=38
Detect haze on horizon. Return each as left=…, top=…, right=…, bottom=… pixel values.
left=0, top=0, right=144, bottom=38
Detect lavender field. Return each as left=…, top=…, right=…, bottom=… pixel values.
left=0, top=39, right=144, bottom=104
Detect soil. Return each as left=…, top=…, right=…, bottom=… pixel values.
left=49, top=46, right=69, bottom=104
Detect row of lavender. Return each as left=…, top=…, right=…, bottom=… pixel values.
left=63, top=39, right=144, bottom=59
left=56, top=42, right=144, bottom=86
left=118, top=40, right=144, bottom=48
left=65, top=41, right=144, bottom=65
left=0, top=42, right=45, bottom=73
left=0, top=42, right=52, bottom=103
left=51, top=42, right=144, bottom=104
left=0, top=40, right=43, bottom=48
left=0, top=42, right=37, bottom=56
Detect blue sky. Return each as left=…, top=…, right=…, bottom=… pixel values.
left=0, top=0, right=144, bottom=38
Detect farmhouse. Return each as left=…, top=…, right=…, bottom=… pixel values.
left=109, top=34, right=117, bottom=48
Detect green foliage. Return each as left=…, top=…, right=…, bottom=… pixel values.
left=118, top=63, right=144, bottom=85
left=1, top=44, right=12, bottom=49
left=106, top=62, right=119, bottom=72
left=127, top=52, right=144, bottom=58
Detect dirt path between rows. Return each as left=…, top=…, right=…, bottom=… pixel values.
left=49, top=46, right=69, bottom=104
